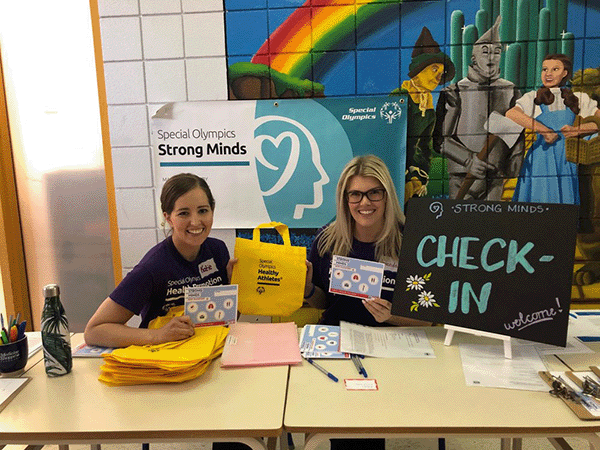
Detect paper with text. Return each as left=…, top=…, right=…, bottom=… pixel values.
left=460, top=343, right=548, bottom=391
left=339, top=321, right=435, bottom=358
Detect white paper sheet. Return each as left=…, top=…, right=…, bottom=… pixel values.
left=459, top=343, right=548, bottom=391
left=25, top=331, right=42, bottom=358
left=568, top=311, right=600, bottom=339
left=339, top=321, right=435, bottom=358
left=0, top=378, right=29, bottom=412
left=513, top=336, right=593, bottom=355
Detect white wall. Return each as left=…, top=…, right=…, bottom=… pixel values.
left=98, top=0, right=234, bottom=278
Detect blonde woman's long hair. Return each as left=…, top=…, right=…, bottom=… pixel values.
left=317, top=155, right=405, bottom=263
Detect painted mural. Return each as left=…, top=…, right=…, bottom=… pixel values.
left=223, top=0, right=600, bottom=305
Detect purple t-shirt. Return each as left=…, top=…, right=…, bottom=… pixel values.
left=110, top=236, right=230, bottom=328
left=308, top=231, right=398, bottom=327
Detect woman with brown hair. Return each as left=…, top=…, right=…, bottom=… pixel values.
left=85, top=173, right=234, bottom=348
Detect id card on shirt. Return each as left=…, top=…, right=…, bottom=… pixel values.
left=329, top=255, right=384, bottom=299
left=184, top=285, right=238, bottom=327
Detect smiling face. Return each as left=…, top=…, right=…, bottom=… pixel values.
left=164, top=187, right=214, bottom=261
left=541, top=58, right=568, bottom=88
left=346, top=175, right=386, bottom=242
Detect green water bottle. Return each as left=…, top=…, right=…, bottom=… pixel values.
left=41, top=284, right=72, bottom=376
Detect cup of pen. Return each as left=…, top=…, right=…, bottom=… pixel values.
left=0, top=335, right=28, bottom=377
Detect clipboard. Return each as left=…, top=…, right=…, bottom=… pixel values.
left=539, top=370, right=600, bottom=420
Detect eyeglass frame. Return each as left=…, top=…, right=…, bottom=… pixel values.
left=345, top=187, right=386, bottom=204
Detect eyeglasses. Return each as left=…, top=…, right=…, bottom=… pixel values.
left=346, top=188, right=386, bottom=204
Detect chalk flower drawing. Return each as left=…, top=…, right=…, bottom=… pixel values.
left=417, top=291, right=439, bottom=308
left=411, top=291, right=439, bottom=312
left=407, top=273, right=435, bottom=312
left=406, top=273, right=430, bottom=291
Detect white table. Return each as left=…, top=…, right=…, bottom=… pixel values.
left=284, top=327, right=600, bottom=450
left=0, top=334, right=288, bottom=450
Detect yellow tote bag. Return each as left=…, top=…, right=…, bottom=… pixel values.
left=232, top=222, right=306, bottom=316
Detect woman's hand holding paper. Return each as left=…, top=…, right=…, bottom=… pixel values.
left=362, top=297, right=392, bottom=323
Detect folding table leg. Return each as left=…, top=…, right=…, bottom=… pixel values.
left=547, top=437, right=574, bottom=450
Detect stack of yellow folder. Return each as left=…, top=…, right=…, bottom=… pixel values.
left=98, top=326, right=229, bottom=386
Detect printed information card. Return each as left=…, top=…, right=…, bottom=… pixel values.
left=184, top=285, right=238, bottom=327
left=329, top=255, right=384, bottom=299
left=299, top=325, right=350, bottom=359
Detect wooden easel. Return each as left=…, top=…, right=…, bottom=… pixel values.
left=444, top=324, right=513, bottom=359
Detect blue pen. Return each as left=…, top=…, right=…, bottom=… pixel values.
left=351, top=354, right=362, bottom=376
left=306, top=358, right=339, bottom=382
left=356, top=357, right=368, bottom=378
left=17, top=321, right=26, bottom=340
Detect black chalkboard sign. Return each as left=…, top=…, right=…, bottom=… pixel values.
left=392, top=198, right=579, bottom=347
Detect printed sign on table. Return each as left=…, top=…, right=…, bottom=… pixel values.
left=392, top=198, right=579, bottom=347
left=184, top=285, right=238, bottom=327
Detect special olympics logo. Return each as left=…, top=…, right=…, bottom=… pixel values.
left=380, top=102, right=402, bottom=124
left=256, top=286, right=265, bottom=294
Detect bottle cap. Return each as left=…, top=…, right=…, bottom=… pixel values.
left=43, top=284, right=60, bottom=297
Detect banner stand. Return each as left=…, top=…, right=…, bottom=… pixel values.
left=443, top=324, right=512, bottom=359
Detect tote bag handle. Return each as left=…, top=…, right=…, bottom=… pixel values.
left=252, top=222, right=291, bottom=246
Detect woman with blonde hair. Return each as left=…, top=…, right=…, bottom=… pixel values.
left=304, top=155, right=428, bottom=450
left=304, top=154, right=428, bottom=327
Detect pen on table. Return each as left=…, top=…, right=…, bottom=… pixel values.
left=351, top=354, right=363, bottom=377
left=306, top=358, right=339, bottom=382
left=355, top=355, right=368, bottom=378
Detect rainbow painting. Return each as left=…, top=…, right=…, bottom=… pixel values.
left=250, top=1, right=400, bottom=81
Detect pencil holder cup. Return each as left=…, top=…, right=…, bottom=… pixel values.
left=0, top=335, right=28, bottom=376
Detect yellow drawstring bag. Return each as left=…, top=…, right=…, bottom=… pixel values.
left=231, top=222, right=306, bottom=316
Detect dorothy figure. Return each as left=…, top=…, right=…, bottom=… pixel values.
left=506, top=54, right=600, bottom=204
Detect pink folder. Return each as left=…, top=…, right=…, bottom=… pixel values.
left=220, top=321, right=302, bottom=367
